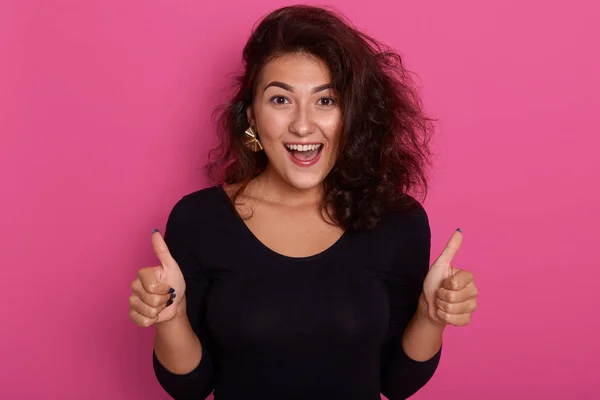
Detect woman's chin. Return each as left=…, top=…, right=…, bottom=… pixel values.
left=283, top=171, right=326, bottom=191
left=264, top=153, right=335, bottom=191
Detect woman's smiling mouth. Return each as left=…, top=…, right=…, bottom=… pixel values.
left=284, top=143, right=324, bottom=166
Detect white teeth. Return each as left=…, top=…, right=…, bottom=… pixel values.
left=285, top=144, right=322, bottom=152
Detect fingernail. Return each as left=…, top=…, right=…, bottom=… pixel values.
left=170, top=293, right=176, bottom=300
left=152, top=228, right=159, bottom=234
left=456, top=228, right=462, bottom=233
left=452, top=279, right=458, bottom=289
left=168, top=287, right=175, bottom=294
left=166, top=299, right=173, bottom=307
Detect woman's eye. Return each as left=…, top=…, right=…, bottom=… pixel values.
left=318, top=97, right=336, bottom=106
left=270, top=96, right=289, bottom=105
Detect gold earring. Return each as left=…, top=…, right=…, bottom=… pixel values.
left=244, top=126, right=263, bottom=152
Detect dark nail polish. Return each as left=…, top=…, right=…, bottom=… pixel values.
left=168, top=287, right=175, bottom=294
left=166, top=299, right=173, bottom=307
left=456, top=228, right=462, bottom=233
left=171, top=293, right=176, bottom=300
left=152, top=228, right=159, bottom=234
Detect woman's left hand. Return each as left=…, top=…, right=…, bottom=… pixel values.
left=419, top=229, right=478, bottom=327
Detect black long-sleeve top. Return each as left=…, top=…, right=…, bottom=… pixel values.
left=152, top=186, right=441, bottom=400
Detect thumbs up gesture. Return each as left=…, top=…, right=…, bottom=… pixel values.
left=420, top=229, right=478, bottom=327
left=129, top=229, right=187, bottom=327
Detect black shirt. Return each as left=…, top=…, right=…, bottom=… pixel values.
left=152, top=186, right=441, bottom=400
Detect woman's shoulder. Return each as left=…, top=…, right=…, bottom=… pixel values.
left=378, top=194, right=430, bottom=239
left=384, top=194, right=429, bottom=223
left=180, top=184, right=225, bottom=203
left=168, top=185, right=230, bottom=221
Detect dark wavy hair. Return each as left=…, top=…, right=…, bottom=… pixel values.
left=206, top=4, right=434, bottom=231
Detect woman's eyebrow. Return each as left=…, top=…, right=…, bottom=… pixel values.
left=263, top=81, right=333, bottom=93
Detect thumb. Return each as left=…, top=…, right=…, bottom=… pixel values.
left=151, top=228, right=178, bottom=269
left=434, top=228, right=463, bottom=266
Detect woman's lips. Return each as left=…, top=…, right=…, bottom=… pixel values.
left=285, top=144, right=323, bottom=167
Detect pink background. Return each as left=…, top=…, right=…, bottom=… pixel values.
left=2, top=0, right=599, bottom=398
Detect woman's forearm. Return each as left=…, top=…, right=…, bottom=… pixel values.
left=154, top=299, right=203, bottom=375
left=402, top=298, right=445, bottom=362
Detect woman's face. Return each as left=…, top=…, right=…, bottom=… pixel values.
left=247, top=52, right=342, bottom=191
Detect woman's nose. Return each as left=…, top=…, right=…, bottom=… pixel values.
left=289, top=106, right=315, bottom=136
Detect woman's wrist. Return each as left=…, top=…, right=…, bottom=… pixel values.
left=410, top=310, right=446, bottom=336
left=156, top=295, right=189, bottom=330
left=401, top=293, right=445, bottom=362
left=153, top=295, right=202, bottom=374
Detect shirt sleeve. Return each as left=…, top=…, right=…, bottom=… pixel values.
left=152, top=197, right=216, bottom=400
left=380, top=203, right=442, bottom=400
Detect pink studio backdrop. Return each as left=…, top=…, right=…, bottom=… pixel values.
left=1, top=0, right=599, bottom=399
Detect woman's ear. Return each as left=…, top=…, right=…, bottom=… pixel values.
left=246, top=106, right=255, bottom=128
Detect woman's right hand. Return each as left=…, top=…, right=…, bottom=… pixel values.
left=129, top=229, right=187, bottom=327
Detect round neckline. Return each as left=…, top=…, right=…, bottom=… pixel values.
left=215, top=185, right=349, bottom=262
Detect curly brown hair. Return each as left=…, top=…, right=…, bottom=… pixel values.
left=205, top=5, right=435, bottom=231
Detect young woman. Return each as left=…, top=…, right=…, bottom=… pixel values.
left=129, top=5, right=479, bottom=400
